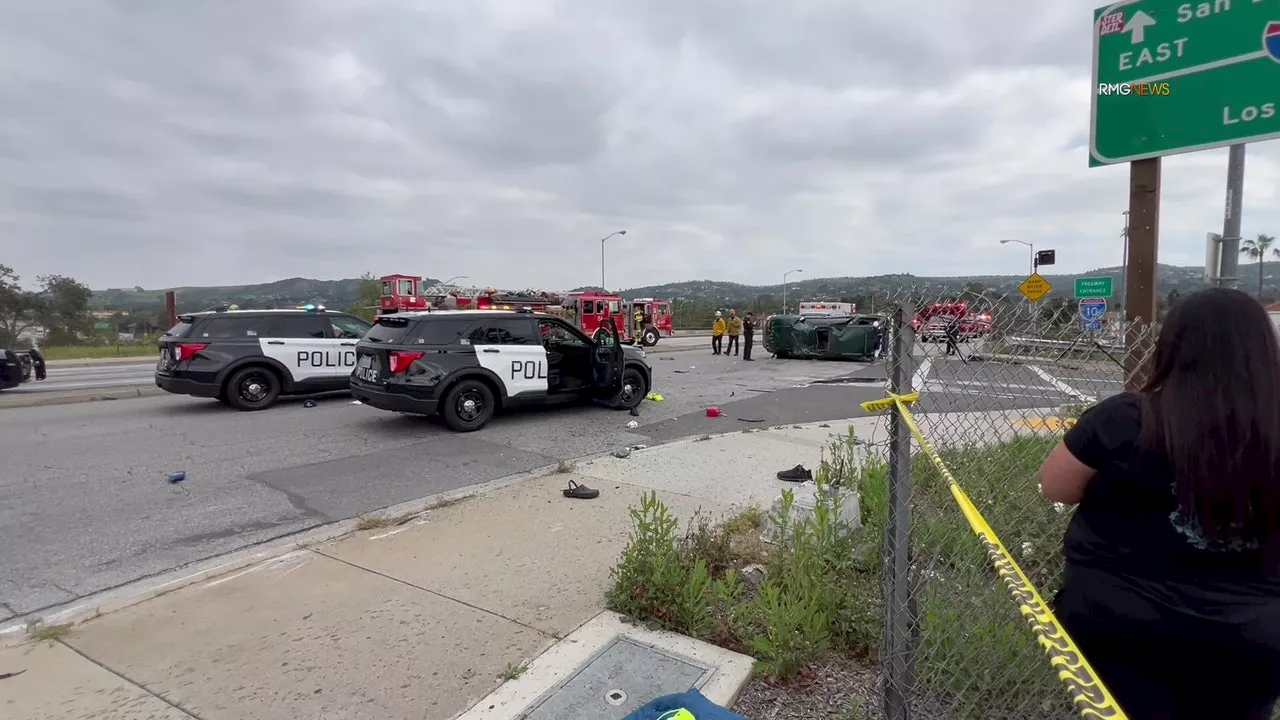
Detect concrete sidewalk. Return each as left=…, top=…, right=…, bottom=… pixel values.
left=0, top=408, right=1055, bottom=719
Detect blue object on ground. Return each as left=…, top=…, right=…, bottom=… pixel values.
left=622, top=688, right=747, bottom=720
left=167, top=471, right=186, bottom=484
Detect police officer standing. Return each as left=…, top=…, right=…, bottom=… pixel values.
left=742, top=312, right=755, bottom=361
left=944, top=313, right=962, bottom=358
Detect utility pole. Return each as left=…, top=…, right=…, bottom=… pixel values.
left=1218, top=144, right=1245, bottom=289
left=1120, top=211, right=1129, bottom=309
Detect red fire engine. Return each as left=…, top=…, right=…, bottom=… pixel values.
left=377, top=275, right=674, bottom=346
left=562, top=292, right=674, bottom=346
left=912, top=301, right=994, bottom=341
left=378, top=275, right=559, bottom=315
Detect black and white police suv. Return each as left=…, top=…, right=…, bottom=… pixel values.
left=349, top=309, right=652, bottom=432
left=155, top=305, right=372, bottom=410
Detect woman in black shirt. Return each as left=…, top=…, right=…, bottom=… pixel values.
left=1040, top=287, right=1280, bottom=719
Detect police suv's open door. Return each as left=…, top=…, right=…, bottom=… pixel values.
left=590, top=317, right=624, bottom=396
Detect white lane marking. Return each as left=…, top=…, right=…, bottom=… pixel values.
left=911, top=356, right=932, bottom=392
left=1029, top=365, right=1095, bottom=403
left=1057, top=376, right=1122, bottom=385
left=950, top=380, right=1060, bottom=392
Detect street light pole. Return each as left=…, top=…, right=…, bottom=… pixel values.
left=782, top=269, right=802, bottom=313
left=1001, top=239, right=1036, bottom=332
left=600, top=230, right=627, bottom=291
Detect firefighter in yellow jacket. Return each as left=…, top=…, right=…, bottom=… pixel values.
left=725, top=310, right=743, bottom=356
left=711, top=311, right=726, bottom=355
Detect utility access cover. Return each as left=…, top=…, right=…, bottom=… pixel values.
left=520, top=635, right=711, bottom=719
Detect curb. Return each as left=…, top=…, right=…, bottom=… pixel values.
left=0, top=385, right=165, bottom=409
left=0, top=454, right=610, bottom=647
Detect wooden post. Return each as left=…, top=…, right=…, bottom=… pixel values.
left=1124, top=158, right=1160, bottom=391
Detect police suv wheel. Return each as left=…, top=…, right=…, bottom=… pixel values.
left=441, top=378, right=495, bottom=432
left=617, top=367, right=648, bottom=410
left=224, top=366, right=280, bottom=411
left=641, top=328, right=659, bottom=347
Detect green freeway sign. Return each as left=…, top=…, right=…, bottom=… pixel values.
left=1075, top=276, right=1114, bottom=298
left=1090, top=0, right=1280, bottom=166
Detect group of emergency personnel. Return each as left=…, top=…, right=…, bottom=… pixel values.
left=710, top=309, right=754, bottom=360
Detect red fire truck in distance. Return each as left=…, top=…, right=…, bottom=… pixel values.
left=911, top=300, right=994, bottom=342
left=376, top=275, right=674, bottom=346
left=378, top=275, right=559, bottom=314
left=561, top=292, right=673, bottom=346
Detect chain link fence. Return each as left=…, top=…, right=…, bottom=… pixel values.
left=862, top=286, right=1159, bottom=719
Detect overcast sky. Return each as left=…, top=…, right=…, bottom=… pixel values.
left=1, top=1, right=1277, bottom=291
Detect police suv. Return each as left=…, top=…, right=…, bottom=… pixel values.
left=349, top=309, right=652, bottom=432
left=155, top=305, right=372, bottom=410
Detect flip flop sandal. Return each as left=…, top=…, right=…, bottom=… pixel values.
left=563, top=481, right=600, bottom=499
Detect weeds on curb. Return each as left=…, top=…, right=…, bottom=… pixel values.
left=25, top=620, right=71, bottom=644
left=554, top=459, right=576, bottom=474
left=356, top=514, right=392, bottom=531
left=499, top=662, right=528, bottom=681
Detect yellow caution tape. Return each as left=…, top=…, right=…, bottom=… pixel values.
left=860, top=391, right=1128, bottom=719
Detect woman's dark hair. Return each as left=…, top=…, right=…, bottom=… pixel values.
left=1139, top=287, right=1280, bottom=549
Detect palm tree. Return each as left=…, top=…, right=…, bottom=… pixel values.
left=1240, top=234, right=1276, bottom=298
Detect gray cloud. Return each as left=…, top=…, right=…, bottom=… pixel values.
left=0, top=0, right=1277, bottom=292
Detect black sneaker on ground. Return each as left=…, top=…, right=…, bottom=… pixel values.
left=777, top=464, right=813, bottom=482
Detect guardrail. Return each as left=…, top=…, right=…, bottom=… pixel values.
left=1002, top=335, right=1126, bottom=352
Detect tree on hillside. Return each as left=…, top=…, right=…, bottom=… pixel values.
left=1241, top=233, right=1276, bottom=298
left=346, top=272, right=382, bottom=322
left=0, top=266, right=93, bottom=346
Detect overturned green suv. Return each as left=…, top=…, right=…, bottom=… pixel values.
left=761, top=313, right=885, bottom=360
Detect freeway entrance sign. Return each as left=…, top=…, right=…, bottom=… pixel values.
left=1075, top=276, right=1114, bottom=297
left=1090, top=0, right=1280, bottom=166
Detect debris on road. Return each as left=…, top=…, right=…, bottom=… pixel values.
left=303, top=399, right=317, bottom=408
left=167, top=471, right=186, bottom=484
left=737, top=417, right=764, bottom=423
left=626, top=420, right=639, bottom=429
left=705, top=406, right=721, bottom=417
left=646, top=392, right=663, bottom=401
left=776, top=465, right=812, bottom=482
left=562, top=480, right=600, bottom=500
left=612, top=448, right=631, bottom=459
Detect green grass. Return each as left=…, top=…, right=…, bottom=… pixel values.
left=608, top=425, right=1077, bottom=718
left=39, top=344, right=157, bottom=360
left=895, top=433, right=1073, bottom=719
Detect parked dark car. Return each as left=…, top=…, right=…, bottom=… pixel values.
left=0, top=347, right=46, bottom=391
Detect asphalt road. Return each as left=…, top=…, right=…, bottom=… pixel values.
left=5, top=361, right=156, bottom=394
left=0, top=348, right=883, bottom=620
left=1, top=335, right=1118, bottom=622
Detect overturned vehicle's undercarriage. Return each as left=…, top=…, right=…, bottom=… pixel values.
left=761, top=313, right=884, bottom=360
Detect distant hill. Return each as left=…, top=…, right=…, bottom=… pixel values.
left=91, top=263, right=1276, bottom=313
left=617, top=263, right=1224, bottom=304
left=92, top=276, right=437, bottom=313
